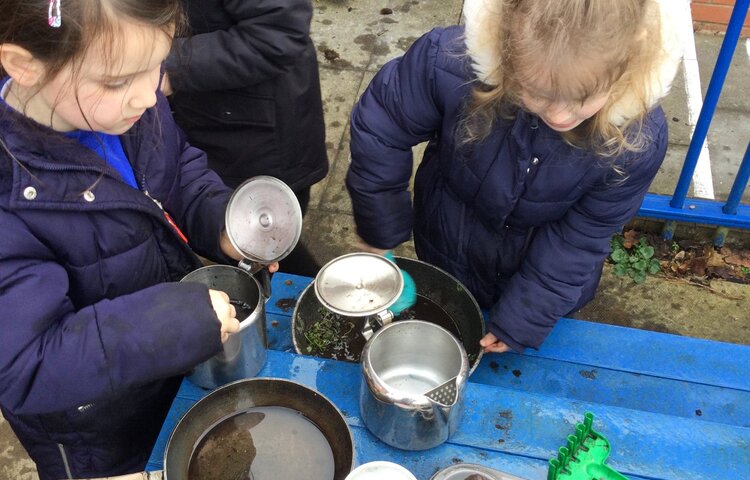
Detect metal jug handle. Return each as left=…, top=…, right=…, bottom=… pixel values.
left=361, top=310, right=394, bottom=341
left=238, top=259, right=272, bottom=299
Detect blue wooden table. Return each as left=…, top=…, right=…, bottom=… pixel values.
left=147, top=273, right=750, bottom=479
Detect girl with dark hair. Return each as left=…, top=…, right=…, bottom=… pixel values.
left=0, top=1, right=268, bottom=478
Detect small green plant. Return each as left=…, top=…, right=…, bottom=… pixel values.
left=740, top=266, right=750, bottom=277
left=303, top=308, right=354, bottom=354
left=609, top=234, right=661, bottom=284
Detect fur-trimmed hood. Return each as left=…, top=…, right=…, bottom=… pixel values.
left=462, top=0, right=688, bottom=125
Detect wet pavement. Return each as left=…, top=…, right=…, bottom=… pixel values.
left=2, top=1, right=750, bottom=478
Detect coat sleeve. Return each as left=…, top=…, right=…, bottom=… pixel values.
left=0, top=211, right=223, bottom=415
left=166, top=0, right=312, bottom=92
left=147, top=93, right=234, bottom=262
left=347, top=28, right=448, bottom=249
left=487, top=111, right=669, bottom=351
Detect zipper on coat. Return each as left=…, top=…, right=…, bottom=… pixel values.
left=457, top=202, right=467, bottom=258
left=57, top=443, right=73, bottom=479
left=143, top=189, right=189, bottom=244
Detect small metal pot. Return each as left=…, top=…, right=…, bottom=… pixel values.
left=430, top=463, right=528, bottom=480
left=359, top=320, right=469, bottom=451
left=181, top=176, right=302, bottom=389
left=293, top=256, right=485, bottom=372
left=181, top=265, right=266, bottom=389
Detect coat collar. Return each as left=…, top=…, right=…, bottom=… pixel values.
left=462, top=0, right=687, bottom=126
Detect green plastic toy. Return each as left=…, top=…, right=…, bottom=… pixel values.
left=547, top=412, right=629, bottom=480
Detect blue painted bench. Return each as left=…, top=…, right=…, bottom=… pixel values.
left=147, top=273, right=750, bottom=479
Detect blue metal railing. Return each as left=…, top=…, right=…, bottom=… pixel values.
left=638, top=0, right=750, bottom=246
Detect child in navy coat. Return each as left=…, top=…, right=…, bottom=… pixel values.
left=348, top=0, right=686, bottom=352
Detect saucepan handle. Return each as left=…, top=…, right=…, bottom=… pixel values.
left=239, top=259, right=272, bottom=299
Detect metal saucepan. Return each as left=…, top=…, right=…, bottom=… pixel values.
left=72, top=378, right=354, bottom=480
left=293, top=256, right=485, bottom=373
left=359, top=320, right=469, bottom=450
left=180, top=265, right=267, bottom=389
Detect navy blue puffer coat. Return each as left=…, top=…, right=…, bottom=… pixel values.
left=347, top=26, right=669, bottom=351
left=0, top=92, right=232, bottom=479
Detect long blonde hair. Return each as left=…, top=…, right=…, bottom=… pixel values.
left=462, top=0, right=664, bottom=157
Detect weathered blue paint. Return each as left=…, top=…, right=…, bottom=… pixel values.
left=642, top=193, right=750, bottom=229
left=147, top=351, right=750, bottom=479
left=531, top=318, right=750, bottom=391
left=713, top=226, right=730, bottom=248
left=146, top=273, right=750, bottom=480
left=470, top=353, right=750, bottom=427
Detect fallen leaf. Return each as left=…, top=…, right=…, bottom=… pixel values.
left=724, top=253, right=750, bottom=268
left=622, top=229, right=639, bottom=249
left=706, top=249, right=728, bottom=268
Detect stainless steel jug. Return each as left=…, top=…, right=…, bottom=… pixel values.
left=359, top=320, right=469, bottom=450
left=182, top=176, right=302, bottom=389
left=180, top=265, right=266, bottom=389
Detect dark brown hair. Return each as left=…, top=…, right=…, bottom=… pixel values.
left=0, top=0, right=185, bottom=83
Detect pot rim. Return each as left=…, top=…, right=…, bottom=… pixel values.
left=163, top=377, right=355, bottom=479
left=292, top=256, right=486, bottom=374
left=361, top=320, right=469, bottom=406
left=180, top=264, right=264, bottom=331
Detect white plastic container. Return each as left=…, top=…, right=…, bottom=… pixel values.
left=345, top=461, right=417, bottom=480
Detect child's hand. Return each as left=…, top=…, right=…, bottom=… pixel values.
left=220, top=229, right=243, bottom=261
left=208, top=289, right=240, bottom=343
left=480, top=332, right=510, bottom=353
left=220, top=229, right=279, bottom=272
left=356, top=236, right=389, bottom=255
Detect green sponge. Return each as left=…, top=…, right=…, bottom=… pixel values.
left=384, top=251, right=417, bottom=315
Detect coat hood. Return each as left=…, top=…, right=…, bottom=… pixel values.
left=462, top=0, right=687, bottom=125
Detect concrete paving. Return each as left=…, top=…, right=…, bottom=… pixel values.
left=2, top=1, right=750, bottom=478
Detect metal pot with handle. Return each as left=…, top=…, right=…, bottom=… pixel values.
left=313, top=252, right=404, bottom=341
left=310, top=253, right=470, bottom=451
left=359, top=320, right=469, bottom=451
left=182, top=176, right=302, bottom=389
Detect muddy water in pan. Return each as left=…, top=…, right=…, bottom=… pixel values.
left=187, top=406, right=335, bottom=480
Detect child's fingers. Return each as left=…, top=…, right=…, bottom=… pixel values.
left=220, top=318, right=240, bottom=343
left=208, top=289, right=240, bottom=343
left=480, top=332, right=498, bottom=347
left=480, top=332, right=510, bottom=353
left=356, top=237, right=389, bottom=255
left=483, top=341, right=510, bottom=353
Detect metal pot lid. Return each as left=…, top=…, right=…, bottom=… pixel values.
left=430, top=463, right=527, bottom=480
left=225, top=176, right=302, bottom=264
left=314, top=252, right=403, bottom=317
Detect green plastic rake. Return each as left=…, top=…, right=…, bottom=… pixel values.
left=547, top=412, right=629, bottom=480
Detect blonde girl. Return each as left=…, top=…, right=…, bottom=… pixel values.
left=348, top=0, right=686, bottom=352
